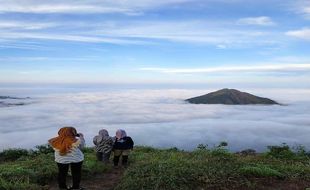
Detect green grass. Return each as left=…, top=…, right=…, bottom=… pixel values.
left=115, top=145, right=310, bottom=190
left=0, top=146, right=110, bottom=190
left=0, top=144, right=309, bottom=190
left=239, top=165, right=284, bottom=178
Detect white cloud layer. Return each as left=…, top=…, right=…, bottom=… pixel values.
left=0, top=88, right=310, bottom=152
left=237, top=16, right=275, bottom=26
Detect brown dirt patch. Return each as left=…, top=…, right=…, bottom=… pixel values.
left=47, top=168, right=124, bottom=190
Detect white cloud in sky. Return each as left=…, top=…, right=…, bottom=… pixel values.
left=295, top=0, right=310, bottom=19
left=0, top=20, right=57, bottom=30
left=0, top=88, right=310, bottom=151
left=0, top=41, right=45, bottom=50
left=304, top=6, right=310, bottom=14
left=237, top=16, right=275, bottom=26
left=139, top=63, right=310, bottom=74
left=0, top=19, right=280, bottom=47
left=0, top=0, right=192, bottom=14
left=0, top=0, right=306, bottom=49
left=0, top=56, right=102, bottom=62
left=0, top=31, right=146, bottom=45
left=90, top=20, right=278, bottom=47
left=286, top=28, right=310, bottom=40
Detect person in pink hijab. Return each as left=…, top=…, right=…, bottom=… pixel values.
left=113, top=129, right=134, bottom=167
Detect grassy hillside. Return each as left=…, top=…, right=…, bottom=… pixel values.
left=0, top=144, right=309, bottom=190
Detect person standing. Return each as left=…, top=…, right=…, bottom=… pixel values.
left=49, top=127, right=85, bottom=190
left=93, top=129, right=114, bottom=163
left=113, top=129, right=134, bottom=167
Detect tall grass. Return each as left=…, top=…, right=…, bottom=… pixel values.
left=0, top=145, right=109, bottom=190
left=0, top=144, right=309, bottom=190
left=115, top=144, right=310, bottom=190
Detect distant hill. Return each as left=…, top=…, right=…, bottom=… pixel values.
left=0, top=96, right=30, bottom=100
left=186, top=88, right=279, bottom=105
left=0, top=96, right=31, bottom=107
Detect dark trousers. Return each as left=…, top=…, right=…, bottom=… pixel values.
left=113, top=149, right=130, bottom=166
left=96, top=152, right=111, bottom=163
left=113, top=155, right=128, bottom=166
left=57, top=161, right=83, bottom=189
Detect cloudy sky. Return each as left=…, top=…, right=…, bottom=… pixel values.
left=0, top=0, right=310, bottom=86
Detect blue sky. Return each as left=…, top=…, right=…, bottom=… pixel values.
left=0, top=0, right=310, bottom=87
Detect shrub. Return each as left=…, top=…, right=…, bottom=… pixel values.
left=34, top=144, right=54, bottom=154
left=116, top=147, right=241, bottom=190
left=135, top=146, right=157, bottom=153
left=266, top=144, right=295, bottom=159
left=239, top=165, right=284, bottom=178
left=237, top=149, right=256, bottom=156
left=218, top=141, right=228, bottom=148
left=293, top=145, right=310, bottom=157
left=197, top=144, right=208, bottom=150
left=0, top=154, right=57, bottom=186
left=82, top=154, right=110, bottom=177
left=166, top=147, right=179, bottom=152
left=81, top=147, right=95, bottom=154
left=116, top=160, right=199, bottom=190
left=0, top=177, right=41, bottom=190
left=0, top=149, right=29, bottom=162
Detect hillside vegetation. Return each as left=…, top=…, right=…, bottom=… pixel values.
left=186, top=89, right=279, bottom=105
left=0, top=144, right=309, bottom=190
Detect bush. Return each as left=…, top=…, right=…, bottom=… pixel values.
left=0, top=166, right=36, bottom=183
left=237, top=149, right=256, bottom=156
left=239, top=165, right=284, bottom=178
left=0, top=177, right=41, bottom=190
left=218, top=141, right=228, bottom=148
left=135, top=146, right=157, bottom=153
left=34, top=144, right=54, bottom=154
left=116, top=159, right=199, bottom=190
left=116, top=147, right=241, bottom=190
left=81, top=147, right=95, bottom=154
left=0, top=149, right=29, bottom=162
left=266, top=144, right=295, bottom=159
left=82, top=153, right=110, bottom=177
left=293, top=145, right=310, bottom=157
left=0, top=154, right=57, bottom=186
left=197, top=144, right=208, bottom=150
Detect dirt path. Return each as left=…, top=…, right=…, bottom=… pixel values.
left=48, top=168, right=124, bottom=190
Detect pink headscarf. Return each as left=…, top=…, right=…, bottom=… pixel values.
left=116, top=129, right=127, bottom=140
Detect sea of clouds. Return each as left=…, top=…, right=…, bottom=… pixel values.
left=0, top=87, right=310, bottom=152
